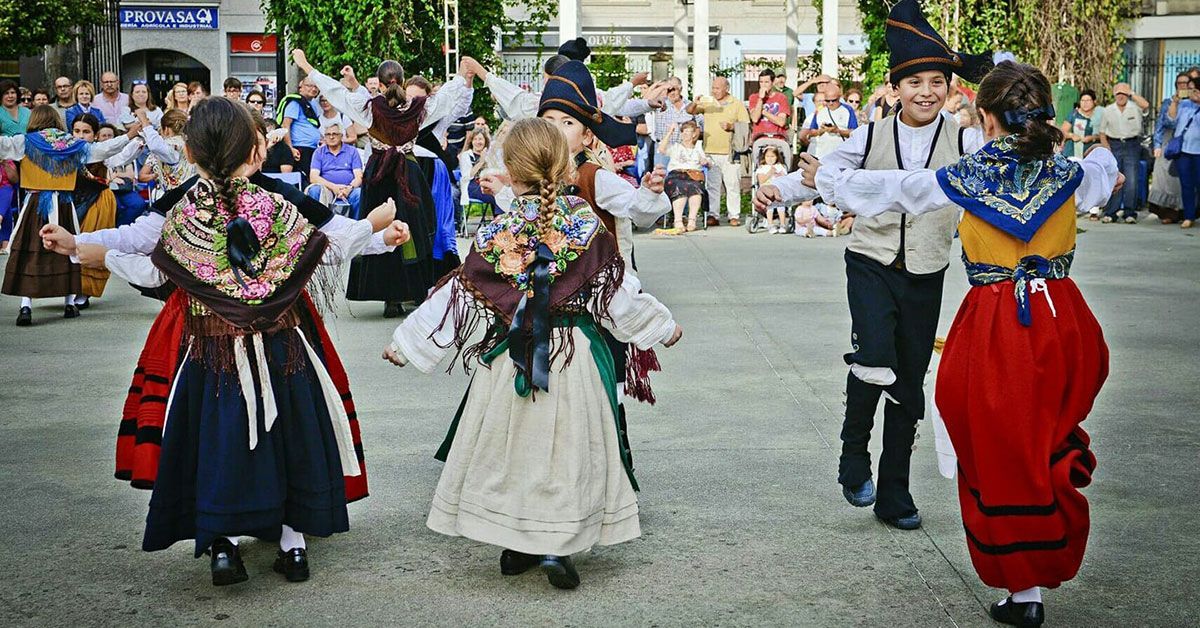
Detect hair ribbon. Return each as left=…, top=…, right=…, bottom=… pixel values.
left=1003, top=104, right=1056, bottom=126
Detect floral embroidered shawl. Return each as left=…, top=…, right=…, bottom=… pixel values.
left=935, top=134, right=1083, bottom=242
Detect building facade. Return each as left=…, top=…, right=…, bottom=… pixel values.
left=1124, top=0, right=1200, bottom=104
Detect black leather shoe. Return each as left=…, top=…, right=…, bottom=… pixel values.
left=63, top=304, right=79, bottom=319
left=540, top=555, right=580, bottom=590
left=208, top=538, right=248, bottom=586
left=842, top=479, right=876, bottom=507
left=273, top=548, right=310, bottom=582
left=876, top=512, right=923, bottom=530
left=500, top=549, right=542, bottom=576
left=989, top=598, right=1045, bottom=627
left=383, top=302, right=402, bottom=318
left=16, top=306, right=31, bottom=327
left=75, top=298, right=90, bottom=310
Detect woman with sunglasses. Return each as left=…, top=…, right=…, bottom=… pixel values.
left=845, top=87, right=867, bottom=125
left=0, top=80, right=31, bottom=137
left=245, top=90, right=268, bottom=117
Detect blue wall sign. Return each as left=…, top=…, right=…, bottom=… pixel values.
left=119, top=7, right=219, bottom=30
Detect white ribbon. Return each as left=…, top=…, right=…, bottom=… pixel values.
left=233, top=333, right=278, bottom=451
left=1029, top=278, right=1058, bottom=319
left=160, top=344, right=193, bottom=434
left=296, top=329, right=361, bottom=477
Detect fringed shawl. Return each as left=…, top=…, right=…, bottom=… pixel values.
left=366, top=94, right=426, bottom=206
left=432, top=195, right=625, bottom=379
left=24, top=129, right=90, bottom=177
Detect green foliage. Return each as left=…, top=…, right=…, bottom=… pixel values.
left=263, top=0, right=554, bottom=84
left=590, top=32, right=630, bottom=91
left=856, top=0, right=1139, bottom=95
left=0, top=0, right=107, bottom=58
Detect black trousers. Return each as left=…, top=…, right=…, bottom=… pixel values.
left=838, top=250, right=945, bottom=519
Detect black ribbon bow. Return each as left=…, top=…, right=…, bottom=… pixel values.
left=1003, top=104, right=1056, bottom=127
left=507, top=242, right=556, bottom=394
left=225, top=216, right=262, bottom=290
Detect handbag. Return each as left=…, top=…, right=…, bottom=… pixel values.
left=1164, top=109, right=1194, bottom=160
left=685, top=169, right=705, bottom=182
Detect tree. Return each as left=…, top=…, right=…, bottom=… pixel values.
left=0, top=0, right=107, bottom=58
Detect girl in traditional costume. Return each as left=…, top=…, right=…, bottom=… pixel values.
left=68, top=113, right=119, bottom=306
left=384, top=118, right=682, bottom=589
left=293, top=49, right=470, bottom=317
left=823, top=61, right=1119, bottom=627
left=43, top=97, right=405, bottom=586
left=0, top=104, right=136, bottom=325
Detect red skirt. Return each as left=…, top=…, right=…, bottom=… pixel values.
left=936, top=278, right=1108, bottom=592
left=115, top=291, right=369, bottom=502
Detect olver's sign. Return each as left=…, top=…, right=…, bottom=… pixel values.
left=119, top=6, right=219, bottom=30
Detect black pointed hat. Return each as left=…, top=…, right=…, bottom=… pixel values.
left=557, top=37, right=591, bottom=62
left=886, top=0, right=993, bottom=84
left=538, top=60, right=636, bottom=147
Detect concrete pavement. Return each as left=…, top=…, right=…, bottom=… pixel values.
left=0, top=217, right=1196, bottom=626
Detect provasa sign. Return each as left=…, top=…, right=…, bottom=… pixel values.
left=120, top=7, right=219, bottom=30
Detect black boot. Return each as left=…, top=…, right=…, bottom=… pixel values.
left=989, top=598, right=1045, bottom=627
left=208, top=538, right=248, bottom=586
left=500, top=549, right=542, bottom=575
left=16, top=306, right=31, bottom=327
left=273, top=548, right=310, bottom=582
left=540, top=555, right=580, bottom=590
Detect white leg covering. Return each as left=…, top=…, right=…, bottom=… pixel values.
left=280, top=524, right=306, bottom=551
left=20, top=297, right=32, bottom=308
left=1011, top=586, right=1042, bottom=604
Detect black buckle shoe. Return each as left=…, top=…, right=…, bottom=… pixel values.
left=16, top=306, right=31, bottom=327
left=273, top=548, right=310, bottom=582
left=500, top=549, right=542, bottom=576
left=540, top=555, right=580, bottom=590
left=76, top=298, right=90, bottom=310
left=63, top=304, right=79, bottom=319
left=989, top=597, right=1045, bottom=627
left=383, top=302, right=402, bottom=318
left=208, top=538, right=248, bottom=586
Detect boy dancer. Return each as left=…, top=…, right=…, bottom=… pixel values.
left=756, top=0, right=993, bottom=529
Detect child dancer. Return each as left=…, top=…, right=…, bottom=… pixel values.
left=825, top=61, right=1119, bottom=628
left=0, top=104, right=137, bottom=325
left=757, top=0, right=993, bottom=530
left=385, top=118, right=681, bottom=589
left=45, top=97, right=402, bottom=586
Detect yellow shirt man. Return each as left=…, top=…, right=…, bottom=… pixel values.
left=688, top=79, right=752, bottom=224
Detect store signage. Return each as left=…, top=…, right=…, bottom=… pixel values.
left=503, top=30, right=720, bottom=50
left=230, top=34, right=278, bottom=54
left=119, top=6, right=219, bottom=30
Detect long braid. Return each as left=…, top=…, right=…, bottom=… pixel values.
left=536, top=179, right=559, bottom=242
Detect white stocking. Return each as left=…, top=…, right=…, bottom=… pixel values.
left=20, top=297, right=32, bottom=308
left=280, top=524, right=306, bottom=551
left=64, top=294, right=75, bottom=307
left=1011, top=587, right=1042, bottom=604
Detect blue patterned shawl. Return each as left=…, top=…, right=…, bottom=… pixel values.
left=24, top=129, right=91, bottom=177
left=935, top=135, right=1082, bottom=242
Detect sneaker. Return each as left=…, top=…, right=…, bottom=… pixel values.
left=768, top=225, right=778, bottom=234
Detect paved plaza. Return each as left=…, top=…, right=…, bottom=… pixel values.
left=0, top=218, right=1197, bottom=626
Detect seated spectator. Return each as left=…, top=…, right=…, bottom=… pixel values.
left=306, top=124, right=363, bottom=215
left=659, top=120, right=710, bottom=232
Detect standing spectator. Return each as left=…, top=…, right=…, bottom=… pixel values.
left=93, top=72, right=129, bottom=124
left=1062, top=90, right=1102, bottom=160
left=749, top=69, right=791, bottom=141
left=0, top=81, right=31, bottom=136
left=245, top=90, right=268, bottom=120
left=51, top=76, right=75, bottom=124
left=845, top=87, right=867, bottom=125
left=187, top=81, right=208, bottom=107
left=31, top=89, right=50, bottom=107
left=871, top=77, right=901, bottom=121
left=651, top=77, right=700, bottom=169
left=1149, top=74, right=1192, bottom=224
left=222, top=77, right=243, bottom=100
left=278, top=76, right=322, bottom=180
left=689, top=76, right=750, bottom=226
left=1098, top=82, right=1150, bottom=223
left=127, top=81, right=163, bottom=129
left=773, top=73, right=795, bottom=111
left=18, top=87, right=32, bottom=108
left=65, top=80, right=105, bottom=129
left=365, top=76, right=382, bottom=97
left=306, top=124, right=364, bottom=215
left=1164, top=75, right=1200, bottom=229
left=165, top=82, right=190, bottom=113
left=804, top=82, right=856, bottom=159
left=458, top=128, right=501, bottom=216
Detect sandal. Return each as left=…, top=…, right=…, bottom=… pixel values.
left=686, top=221, right=697, bottom=232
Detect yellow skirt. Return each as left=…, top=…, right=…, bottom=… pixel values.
left=79, top=191, right=116, bottom=297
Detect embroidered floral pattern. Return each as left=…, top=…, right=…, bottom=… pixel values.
left=473, top=195, right=602, bottom=295
left=160, top=179, right=315, bottom=305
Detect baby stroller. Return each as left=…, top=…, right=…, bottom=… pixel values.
left=746, top=135, right=794, bottom=234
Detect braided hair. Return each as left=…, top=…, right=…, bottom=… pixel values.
left=976, top=61, right=1064, bottom=160
left=501, top=118, right=575, bottom=240
left=377, top=60, right=408, bottom=109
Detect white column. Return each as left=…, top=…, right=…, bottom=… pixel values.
left=559, top=0, right=579, bottom=42
left=673, top=0, right=689, bottom=94
left=785, top=0, right=800, bottom=90
left=821, top=0, right=838, bottom=77
left=693, top=0, right=710, bottom=98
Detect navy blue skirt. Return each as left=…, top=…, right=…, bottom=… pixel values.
left=143, top=331, right=350, bottom=557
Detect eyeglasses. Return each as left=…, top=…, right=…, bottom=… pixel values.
left=1177, top=80, right=1192, bottom=86
left=55, top=84, right=71, bottom=89
left=667, top=87, right=680, bottom=93
left=248, top=99, right=265, bottom=105
left=131, top=79, right=147, bottom=86
left=847, top=99, right=861, bottom=105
